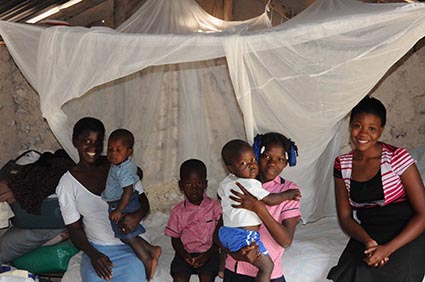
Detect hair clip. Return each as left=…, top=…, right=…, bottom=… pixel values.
left=287, top=139, right=297, bottom=167
left=253, top=134, right=263, bottom=161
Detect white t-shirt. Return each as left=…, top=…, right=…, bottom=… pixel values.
left=56, top=171, right=144, bottom=245
left=217, top=174, right=270, bottom=228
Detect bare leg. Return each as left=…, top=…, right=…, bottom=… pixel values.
left=122, top=237, right=162, bottom=281
left=218, top=252, right=227, bottom=279
left=199, top=272, right=216, bottom=282
left=172, top=272, right=191, bottom=282
left=252, top=254, right=273, bottom=282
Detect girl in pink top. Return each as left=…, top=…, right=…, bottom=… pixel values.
left=218, top=132, right=302, bottom=282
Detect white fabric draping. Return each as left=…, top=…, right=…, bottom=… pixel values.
left=1, top=0, right=425, bottom=221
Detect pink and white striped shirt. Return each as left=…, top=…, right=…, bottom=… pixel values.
left=224, top=176, right=301, bottom=279
left=335, top=142, right=416, bottom=208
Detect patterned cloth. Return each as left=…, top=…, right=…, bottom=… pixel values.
left=218, top=226, right=268, bottom=255
left=334, top=142, right=416, bottom=208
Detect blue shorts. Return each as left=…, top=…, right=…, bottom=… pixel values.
left=109, top=191, right=145, bottom=239
left=218, top=226, right=268, bottom=255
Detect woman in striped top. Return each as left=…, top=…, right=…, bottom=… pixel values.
left=327, top=96, right=425, bottom=282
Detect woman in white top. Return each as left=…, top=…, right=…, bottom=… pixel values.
left=56, top=117, right=149, bottom=282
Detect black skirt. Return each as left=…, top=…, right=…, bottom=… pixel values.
left=327, top=201, right=425, bottom=282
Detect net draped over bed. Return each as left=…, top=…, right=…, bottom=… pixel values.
left=0, top=0, right=424, bottom=222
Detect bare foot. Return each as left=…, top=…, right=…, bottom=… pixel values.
left=147, top=245, right=162, bottom=281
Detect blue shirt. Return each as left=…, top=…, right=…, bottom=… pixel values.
left=102, top=159, right=140, bottom=201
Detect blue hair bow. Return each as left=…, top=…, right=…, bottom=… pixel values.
left=253, top=134, right=263, bottom=162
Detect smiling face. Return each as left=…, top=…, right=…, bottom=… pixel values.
left=73, top=129, right=104, bottom=165
left=227, top=148, right=258, bottom=179
left=107, top=139, right=133, bottom=166
left=350, top=112, right=384, bottom=153
left=179, top=170, right=207, bottom=205
left=258, top=143, right=287, bottom=183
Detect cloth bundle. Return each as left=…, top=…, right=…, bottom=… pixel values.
left=0, top=265, right=38, bottom=282
left=7, top=149, right=75, bottom=215
left=0, top=202, right=14, bottom=228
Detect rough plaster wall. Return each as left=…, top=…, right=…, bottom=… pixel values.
left=0, top=46, right=60, bottom=168
left=0, top=45, right=18, bottom=164
left=339, top=42, right=425, bottom=154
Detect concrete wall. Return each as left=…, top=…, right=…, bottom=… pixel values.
left=0, top=46, right=60, bottom=167
left=339, top=41, right=425, bottom=154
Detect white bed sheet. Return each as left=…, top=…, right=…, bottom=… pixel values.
left=63, top=210, right=425, bottom=282
left=62, top=213, right=348, bottom=282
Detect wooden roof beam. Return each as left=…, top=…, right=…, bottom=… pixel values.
left=259, top=0, right=289, bottom=20
left=224, top=0, right=233, bottom=21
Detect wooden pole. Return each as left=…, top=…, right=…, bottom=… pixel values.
left=224, top=0, right=233, bottom=21
left=259, top=0, right=289, bottom=20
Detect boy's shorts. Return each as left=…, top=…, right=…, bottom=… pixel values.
left=218, top=226, right=268, bottom=255
left=170, top=251, right=220, bottom=277
left=109, top=191, right=145, bottom=239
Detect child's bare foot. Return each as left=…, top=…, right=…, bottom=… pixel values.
left=147, top=245, right=162, bottom=281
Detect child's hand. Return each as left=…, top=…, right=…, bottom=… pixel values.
left=285, top=189, right=301, bottom=201
left=110, top=209, right=122, bottom=224
left=184, top=256, right=197, bottom=268
left=230, top=183, right=263, bottom=213
left=229, top=243, right=259, bottom=264
left=192, top=252, right=210, bottom=268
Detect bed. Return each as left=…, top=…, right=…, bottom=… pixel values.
left=61, top=213, right=346, bottom=282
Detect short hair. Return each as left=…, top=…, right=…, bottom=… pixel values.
left=180, top=159, right=207, bottom=180
left=72, top=117, right=105, bottom=139
left=221, top=139, right=252, bottom=166
left=261, top=132, right=291, bottom=152
left=109, top=129, right=135, bottom=148
left=350, top=96, right=386, bottom=127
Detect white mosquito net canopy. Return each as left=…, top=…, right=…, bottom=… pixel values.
left=1, top=0, right=425, bottom=222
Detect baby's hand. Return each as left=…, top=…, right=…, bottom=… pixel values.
left=284, top=189, right=301, bottom=201
left=110, top=209, right=122, bottom=224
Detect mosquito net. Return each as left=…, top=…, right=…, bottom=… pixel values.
left=0, top=0, right=424, bottom=221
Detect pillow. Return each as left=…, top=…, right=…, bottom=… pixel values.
left=12, top=240, right=79, bottom=274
